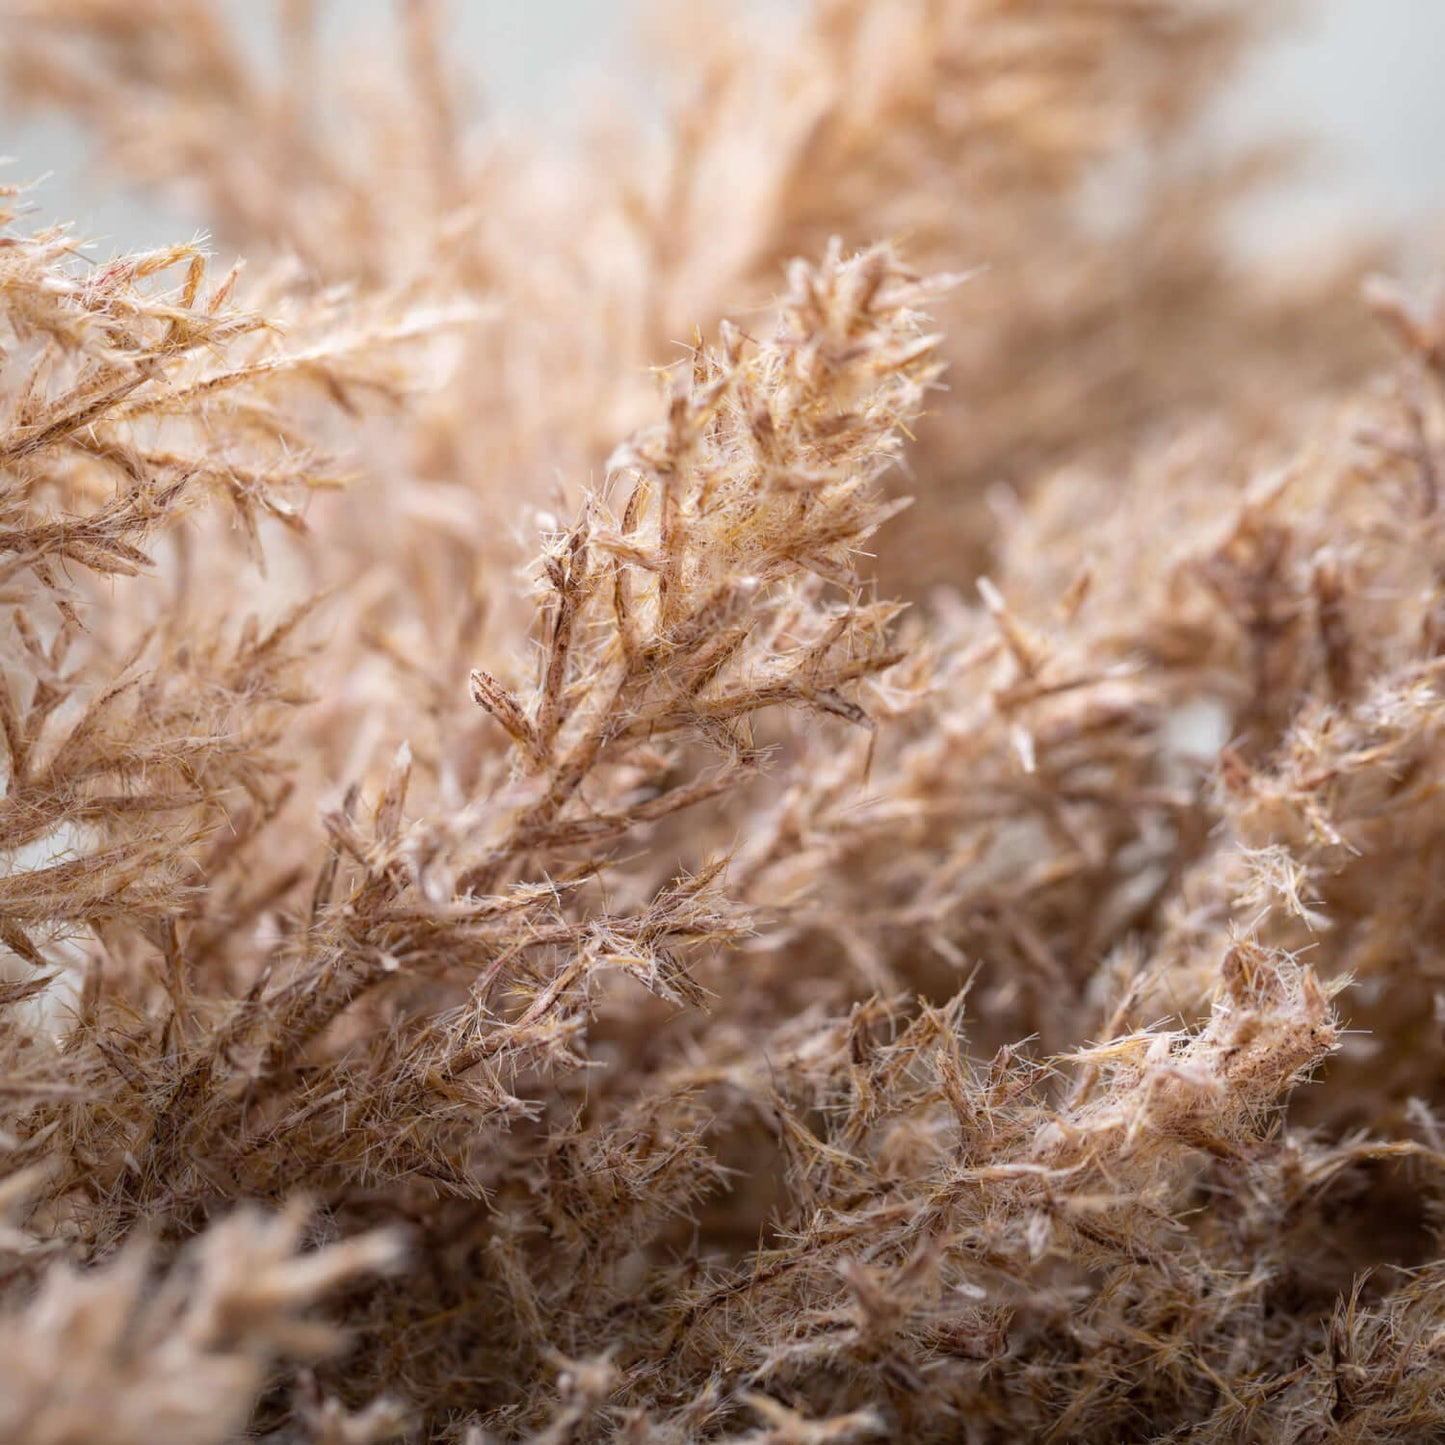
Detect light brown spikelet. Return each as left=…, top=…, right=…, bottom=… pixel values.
left=0, top=2, right=1442, bottom=1441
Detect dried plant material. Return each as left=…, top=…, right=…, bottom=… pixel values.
left=0, top=1, right=1442, bottom=1441
left=0, top=1205, right=403, bottom=1445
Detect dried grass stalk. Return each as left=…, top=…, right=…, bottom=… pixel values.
left=0, top=2, right=1442, bottom=1441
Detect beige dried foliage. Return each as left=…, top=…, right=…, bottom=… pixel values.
left=0, top=1, right=1443, bottom=1441
left=0, top=1203, right=404, bottom=1445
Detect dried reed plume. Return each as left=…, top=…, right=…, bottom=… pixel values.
left=0, top=1, right=1441, bottom=1440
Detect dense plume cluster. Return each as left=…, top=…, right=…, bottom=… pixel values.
left=0, top=1, right=1442, bottom=1440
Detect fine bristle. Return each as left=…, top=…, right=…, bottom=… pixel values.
left=0, top=2, right=1440, bottom=1441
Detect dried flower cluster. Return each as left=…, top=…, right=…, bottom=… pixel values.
left=0, top=1, right=1441, bottom=1440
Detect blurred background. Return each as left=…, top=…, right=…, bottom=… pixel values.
left=10, top=0, right=1445, bottom=260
